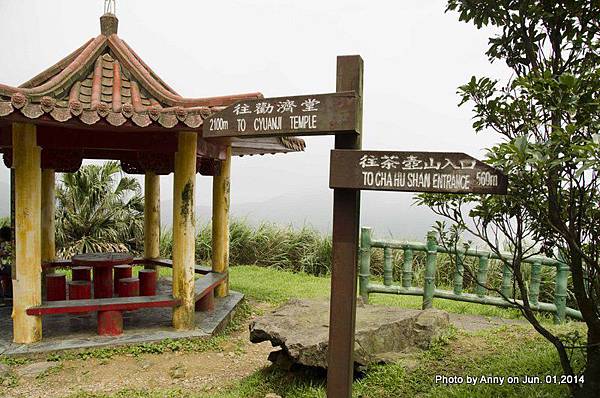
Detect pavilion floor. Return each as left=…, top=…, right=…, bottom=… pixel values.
left=0, top=278, right=243, bottom=356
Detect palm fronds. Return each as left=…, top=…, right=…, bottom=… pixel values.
left=55, top=161, right=144, bottom=258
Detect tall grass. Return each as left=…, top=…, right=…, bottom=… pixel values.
left=159, top=219, right=567, bottom=303
left=161, top=220, right=332, bottom=276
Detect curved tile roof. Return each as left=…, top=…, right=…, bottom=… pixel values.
left=0, top=13, right=305, bottom=154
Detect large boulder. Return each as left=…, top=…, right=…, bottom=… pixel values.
left=249, top=299, right=449, bottom=370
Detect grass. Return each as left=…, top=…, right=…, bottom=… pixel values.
left=3, top=218, right=569, bottom=306
left=158, top=220, right=570, bottom=307
left=222, top=268, right=583, bottom=398
left=206, top=325, right=581, bottom=398
left=1, top=265, right=585, bottom=398
left=230, top=265, right=529, bottom=320
left=160, top=220, right=333, bottom=276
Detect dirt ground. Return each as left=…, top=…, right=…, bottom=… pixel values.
left=3, top=328, right=274, bottom=398
left=1, top=302, right=529, bottom=398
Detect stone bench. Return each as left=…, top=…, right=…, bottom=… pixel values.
left=27, top=295, right=180, bottom=336
left=26, top=271, right=226, bottom=335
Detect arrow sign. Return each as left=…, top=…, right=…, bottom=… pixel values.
left=329, top=150, right=508, bottom=194
left=202, top=92, right=359, bottom=138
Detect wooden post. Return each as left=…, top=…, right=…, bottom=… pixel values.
left=41, top=169, right=56, bottom=293
left=212, top=146, right=231, bottom=297
left=12, top=122, right=42, bottom=344
left=144, top=171, right=161, bottom=269
left=172, top=131, right=197, bottom=330
left=327, top=55, right=363, bottom=398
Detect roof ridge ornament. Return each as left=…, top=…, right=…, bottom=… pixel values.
left=104, top=0, right=116, bottom=15
left=100, top=1, right=119, bottom=36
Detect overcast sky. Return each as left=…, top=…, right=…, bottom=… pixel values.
left=0, top=0, right=511, bottom=236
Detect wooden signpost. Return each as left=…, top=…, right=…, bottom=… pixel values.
left=204, top=55, right=507, bottom=398
left=203, top=56, right=364, bottom=398
left=330, top=150, right=508, bottom=194
left=203, top=92, right=360, bottom=138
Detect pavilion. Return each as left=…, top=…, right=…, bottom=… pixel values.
left=0, top=11, right=305, bottom=344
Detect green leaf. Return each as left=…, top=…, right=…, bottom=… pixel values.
left=559, top=74, right=577, bottom=89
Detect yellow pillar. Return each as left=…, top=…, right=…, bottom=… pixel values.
left=41, top=169, right=56, bottom=263
left=212, top=146, right=231, bottom=297
left=12, top=122, right=42, bottom=344
left=144, top=171, right=161, bottom=269
left=172, top=131, right=197, bottom=330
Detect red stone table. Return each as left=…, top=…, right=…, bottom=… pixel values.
left=72, top=252, right=134, bottom=299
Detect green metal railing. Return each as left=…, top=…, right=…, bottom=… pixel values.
left=359, top=227, right=582, bottom=324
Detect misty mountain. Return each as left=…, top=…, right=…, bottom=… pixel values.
left=0, top=180, right=441, bottom=239
left=161, top=188, right=439, bottom=240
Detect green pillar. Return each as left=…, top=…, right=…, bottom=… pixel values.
left=453, top=245, right=467, bottom=296
left=422, top=231, right=437, bottom=310
left=554, top=260, right=569, bottom=324
left=402, top=248, right=413, bottom=289
left=528, top=262, right=542, bottom=307
left=383, top=247, right=393, bottom=287
left=476, top=255, right=490, bottom=298
left=501, top=263, right=513, bottom=299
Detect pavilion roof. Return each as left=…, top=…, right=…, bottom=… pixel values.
left=0, top=13, right=305, bottom=155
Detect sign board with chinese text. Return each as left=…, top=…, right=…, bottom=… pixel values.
left=329, top=150, right=508, bottom=194
left=202, top=91, right=359, bottom=138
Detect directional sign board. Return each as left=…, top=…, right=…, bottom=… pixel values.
left=202, top=91, right=359, bottom=138
left=329, top=150, right=508, bottom=194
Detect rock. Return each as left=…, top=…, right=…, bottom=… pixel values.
left=15, top=361, right=59, bottom=378
left=249, top=299, right=449, bottom=370
left=265, top=394, right=282, bottom=398
left=267, top=350, right=294, bottom=370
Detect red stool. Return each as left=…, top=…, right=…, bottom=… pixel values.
left=113, top=265, right=133, bottom=292
left=117, top=277, right=139, bottom=297
left=72, top=266, right=92, bottom=282
left=46, top=273, right=67, bottom=301
left=139, top=269, right=157, bottom=296
left=98, top=310, right=123, bottom=336
left=68, top=280, right=92, bottom=300
left=196, top=289, right=215, bottom=312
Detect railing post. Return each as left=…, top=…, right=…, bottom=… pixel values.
left=453, top=244, right=467, bottom=296
left=554, top=258, right=569, bottom=325
left=529, top=261, right=542, bottom=307
left=501, top=262, right=513, bottom=299
left=383, top=247, right=393, bottom=287
left=359, top=227, right=372, bottom=304
left=422, top=231, right=437, bottom=310
left=476, top=254, right=490, bottom=298
left=402, top=248, right=413, bottom=289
